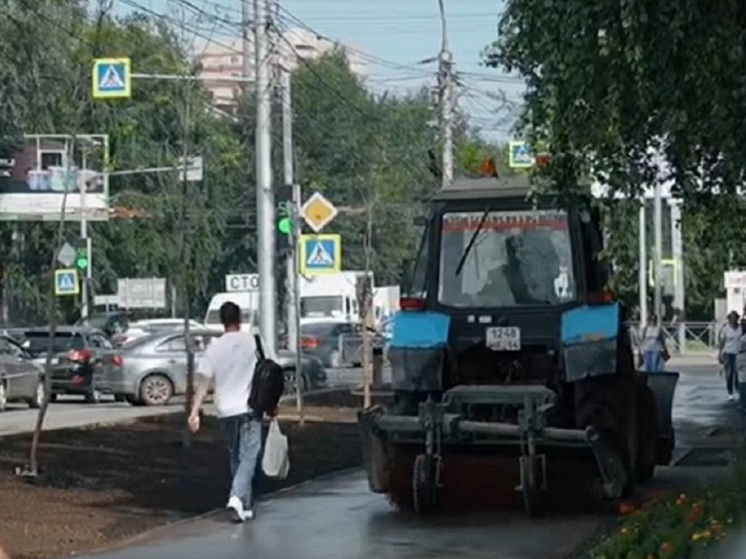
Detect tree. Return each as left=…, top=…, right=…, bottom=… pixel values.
left=486, top=0, right=746, bottom=201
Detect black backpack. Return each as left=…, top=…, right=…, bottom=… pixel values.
left=248, top=334, right=285, bottom=416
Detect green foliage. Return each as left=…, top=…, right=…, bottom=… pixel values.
left=485, top=0, right=746, bottom=311
left=0, top=6, right=501, bottom=323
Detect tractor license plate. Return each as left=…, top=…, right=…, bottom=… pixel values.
left=486, top=326, right=521, bottom=351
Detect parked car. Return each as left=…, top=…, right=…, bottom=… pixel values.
left=0, top=334, right=46, bottom=412
left=76, top=311, right=130, bottom=339
left=108, top=328, right=327, bottom=406
left=22, top=326, right=122, bottom=404
left=300, top=320, right=362, bottom=368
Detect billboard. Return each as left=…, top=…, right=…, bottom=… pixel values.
left=0, top=134, right=109, bottom=221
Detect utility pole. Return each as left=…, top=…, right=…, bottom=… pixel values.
left=361, top=203, right=374, bottom=409
left=653, top=182, right=664, bottom=321
left=253, top=0, right=277, bottom=354
left=80, top=145, right=92, bottom=320
left=670, top=199, right=686, bottom=350
left=179, top=85, right=195, bottom=448
left=437, top=0, right=453, bottom=188
left=281, top=65, right=304, bottom=424
left=638, top=201, right=648, bottom=329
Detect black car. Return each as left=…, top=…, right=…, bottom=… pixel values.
left=22, top=326, right=122, bottom=404
left=300, top=321, right=362, bottom=368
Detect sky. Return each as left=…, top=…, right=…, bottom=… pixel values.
left=114, top=0, right=526, bottom=141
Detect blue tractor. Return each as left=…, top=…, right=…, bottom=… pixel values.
left=358, top=175, right=679, bottom=516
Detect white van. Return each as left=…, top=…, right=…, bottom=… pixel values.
left=204, top=292, right=258, bottom=333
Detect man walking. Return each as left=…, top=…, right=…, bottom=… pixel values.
left=188, top=301, right=263, bottom=522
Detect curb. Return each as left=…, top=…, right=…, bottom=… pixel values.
left=77, top=466, right=363, bottom=556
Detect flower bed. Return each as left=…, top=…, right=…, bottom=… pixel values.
left=589, top=462, right=746, bottom=559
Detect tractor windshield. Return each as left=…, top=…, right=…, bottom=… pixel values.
left=438, top=209, right=576, bottom=308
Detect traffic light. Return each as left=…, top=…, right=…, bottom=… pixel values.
left=75, top=244, right=88, bottom=270
left=276, top=184, right=293, bottom=252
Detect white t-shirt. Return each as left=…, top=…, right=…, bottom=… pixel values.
left=196, top=331, right=257, bottom=418
left=720, top=324, right=742, bottom=355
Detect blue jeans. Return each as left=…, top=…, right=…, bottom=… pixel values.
left=723, top=352, right=738, bottom=395
left=644, top=350, right=663, bottom=372
left=218, top=412, right=263, bottom=509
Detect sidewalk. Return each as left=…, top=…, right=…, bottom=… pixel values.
left=668, top=353, right=718, bottom=368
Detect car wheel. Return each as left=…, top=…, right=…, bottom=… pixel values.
left=85, top=386, right=102, bottom=404
left=283, top=369, right=308, bottom=395
left=328, top=349, right=341, bottom=368
left=124, top=395, right=142, bottom=406
left=139, top=374, right=173, bottom=406
left=28, top=379, right=45, bottom=409
left=0, top=380, right=7, bottom=412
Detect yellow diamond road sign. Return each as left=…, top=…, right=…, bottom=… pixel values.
left=301, top=191, right=338, bottom=233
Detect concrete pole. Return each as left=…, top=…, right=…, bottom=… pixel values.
left=253, top=0, right=277, bottom=355
left=653, top=182, right=664, bottom=321
left=437, top=0, right=453, bottom=188
left=80, top=146, right=89, bottom=319
left=281, top=67, right=304, bottom=424
left=670, top=199, right=686, bottom=351
left=638, top=201, right=648, bottom=329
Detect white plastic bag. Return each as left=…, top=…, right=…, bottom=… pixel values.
left=262, top=419, right=290, bottom=479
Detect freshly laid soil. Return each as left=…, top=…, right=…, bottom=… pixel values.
left=0, top=407, right=362, bottom=559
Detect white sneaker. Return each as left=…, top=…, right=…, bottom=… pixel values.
left=728, top=394, right=736, bottom=402
left=227, top=496, right=254, bottom=522
left=227, top=496, right=246, bottom=522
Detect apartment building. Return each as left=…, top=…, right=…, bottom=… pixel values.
left=192, top=28, right=367, bottom=113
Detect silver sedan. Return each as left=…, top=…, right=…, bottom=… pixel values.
left=0, top=335, right=45, bottom=412
left=106, top=328, right=327, bottom=406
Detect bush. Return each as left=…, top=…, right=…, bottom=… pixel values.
left=590, top=461, right=746, bottom=559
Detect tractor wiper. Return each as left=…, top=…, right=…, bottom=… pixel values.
left=455, top=206, right=491, bottom=276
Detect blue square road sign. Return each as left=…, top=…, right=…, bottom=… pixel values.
left=300, top=234, right=341, bottom=275
left=55, top=269, right=80, bottom=296
left=92, top=57, right=132, bottom=100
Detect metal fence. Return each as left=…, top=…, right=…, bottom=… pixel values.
left=627, top=321, right=719, bottom=354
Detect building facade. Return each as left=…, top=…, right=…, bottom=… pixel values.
left=192, top=28, right=367, bottom=113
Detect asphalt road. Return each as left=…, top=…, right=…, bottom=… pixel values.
left=69, top=360, right=737, bottom=559
left=0, top=367, right=370, bottom=437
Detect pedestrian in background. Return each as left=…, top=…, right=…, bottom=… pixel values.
left=718, top=311, right=742, bottom=402
left=640, top=314, right=669, bottom=372
left=188, top=301, right=264, bottom=523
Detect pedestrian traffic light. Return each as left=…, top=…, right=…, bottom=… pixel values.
left=75, top=246, right=88, bottom=270
left=276, top=184, right=293, bottom=252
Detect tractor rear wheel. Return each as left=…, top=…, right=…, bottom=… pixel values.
left=574, top=373, right=637, bottom=498
left=636, top=383, right=659, bottom=483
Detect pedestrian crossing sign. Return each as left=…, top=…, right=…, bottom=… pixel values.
left=508, top=140, right=535, bottom=169
left=55, top=269, right=80, bottom=296
left=299, top=234, right=341, bottom=275
left=92, top=57, right=132, bottom=100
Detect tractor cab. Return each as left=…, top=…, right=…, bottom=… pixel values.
left=400, top=175, right=614, bottom=390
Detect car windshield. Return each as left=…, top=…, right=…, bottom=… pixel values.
left=438, top=209, right=576, bottom=307
left=301, top=296, right=344, bottom=318
left=23, top=332, right=86, bottom=356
